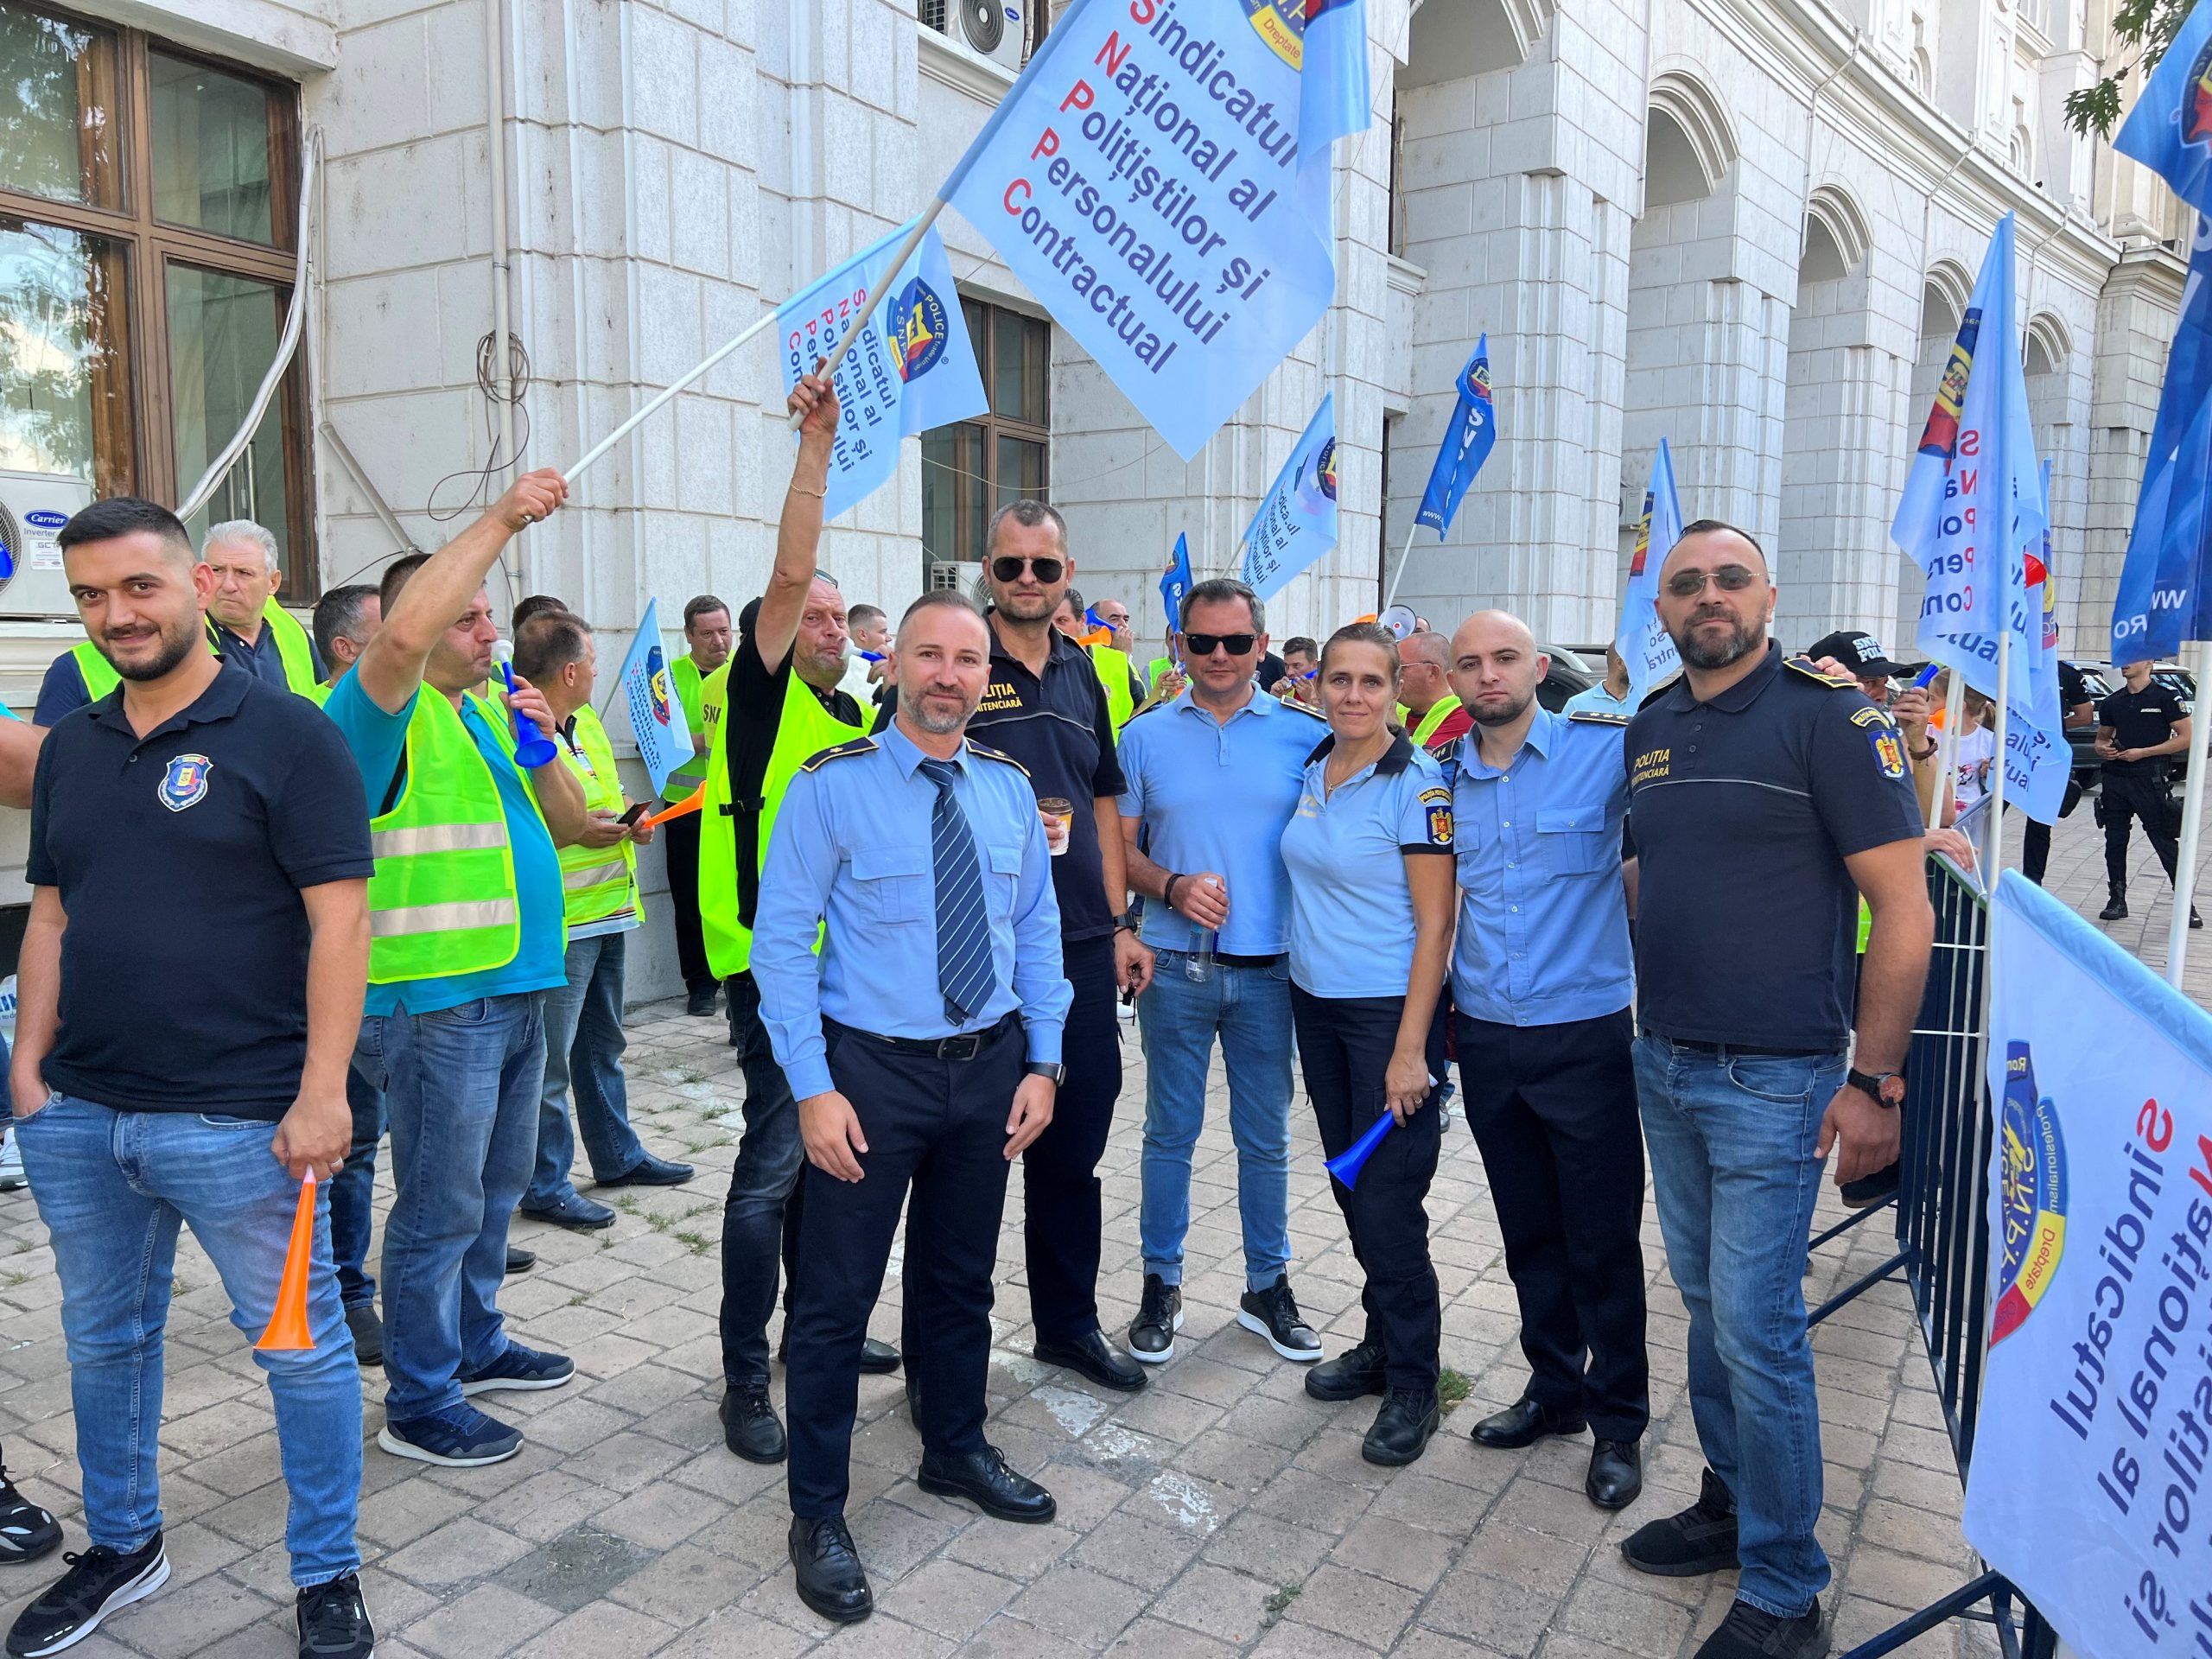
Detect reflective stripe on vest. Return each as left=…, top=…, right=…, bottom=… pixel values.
left=697, top=664, right=864, bottom=979
left=1089, top=643, right=1135, bottom=731
left=366, top=690, right=522, bottom=983
left=556, top=705, right=639, bottom=926
left=1412, top=694, right=1463, bottom=749
left=665, top=654, right=710, bottom=800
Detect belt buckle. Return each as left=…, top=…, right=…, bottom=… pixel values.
left=939, top=1033, right=982, bottom=1061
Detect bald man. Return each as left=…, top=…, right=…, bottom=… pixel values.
left=1618, top=520, right=1931, bottom=1659
left=1395, top=631, right=1471, bottom=758
left=1445, top=611, right=1646, bottom=1510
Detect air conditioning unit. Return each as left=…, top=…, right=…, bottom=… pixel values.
left=918, top=0, right=1028, bottom=73
left=927, top=560, right=984, bottom=595
left=0, top=471, right=93, bottom=620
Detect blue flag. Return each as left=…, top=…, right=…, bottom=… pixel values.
left=940, top=0, right=1372, bottom=459
left=776, top=221, right=987, bottom=523
left=2113, top=0, right=2212, bottom=218
left=1611, top=440, right=1684, bottom=707
left=2006, top=461, right=2069, bottom=827
left=1414, top=335, right=1497, bottom=535
left=1160, top=531, right=1194, bottom=633
left=1238, top=396, right=1338, bottom=601
left=616, top=598, right=695, bottom=797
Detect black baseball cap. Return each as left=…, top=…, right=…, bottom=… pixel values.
left=1807, top=630, right=1905, bottom=680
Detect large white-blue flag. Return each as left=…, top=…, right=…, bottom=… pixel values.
left=776, top=222, right=987, bottom=523
left=615, top=598, right=695, bottom=798
left=1612, top=440, right=1683, bottom=706
left=1238, top=395, right=1338, bottom=601
left=940, top=0, right=1372, bottom=459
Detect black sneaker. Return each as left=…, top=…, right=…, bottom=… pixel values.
left=1622, top=1467, right=1739, bottom=1577
left=342, top=1303, right=382, bottom=1368
left=1694, top=1596, right=1827, bottom=1659
left=1128, top=1274, right=1182, bottom=1364
left=0, top=1465, right=60, bottom=1567
left=377, top=1404, right=523, bottom=1467
left=295, top=1573, right=375, bottom=1659
left=5, top=1535, right=168, bottom=1656
left=1237, top=1274, right=1321, bottom=1362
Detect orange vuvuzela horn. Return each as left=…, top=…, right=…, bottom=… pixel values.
left=255, top=1173, right=318, bottom=1351
left=637, top=793, right=705, bottom=832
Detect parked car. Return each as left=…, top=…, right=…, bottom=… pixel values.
left=1534, top=645, right=1599, bottom=711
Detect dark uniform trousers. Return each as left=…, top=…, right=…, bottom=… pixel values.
left=1289, top=986, right=1446, bottom=1394
left=1018, top=934, right=1119, bottom=1345
left=2102, top=765, right=2182, bottom=892
left=1455, top=1006, right=1649, bottom=1440
left=661, top=806, right=713, bottom=993
left=720, top=970, right=810, bottom=1389
left=787, top=1014, right=1023, bottom=1519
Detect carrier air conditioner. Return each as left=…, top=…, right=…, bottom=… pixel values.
left=0, top=471, right=94, bottom=621
left=918, top=0, right=1029, bottom=73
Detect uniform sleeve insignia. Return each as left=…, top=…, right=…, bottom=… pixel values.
left=1848, top=705, right=1897, bottom=731
left=1566, top=709, right=1630, bottom=726
left=1870, top=728, right=1907, bottom=780
left=799, top=736, right=877, bottom=772
left=1419, top=785, right=1454, bottom=848
left=964, top=738, right=1031, bottom=776
left=1784, top=657, right=1859, bottom=689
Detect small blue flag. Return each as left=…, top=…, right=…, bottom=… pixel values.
left=1160, top=532, right=1194, bottom=633
left=2113, top=0, right=2212, bottom=219
left=616, top=598, right=695, bottom=797
left=1238, top=396, right=1339, bottom=601
left=1611, top=440, right=1684, bottom=708
left=1414, top=335, right=1497, bottom=536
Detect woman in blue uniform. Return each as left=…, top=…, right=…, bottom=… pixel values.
left=1278, top=620, right=1457, bottom=1467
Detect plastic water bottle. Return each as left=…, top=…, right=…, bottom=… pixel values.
left=1185, top=930, right=1215, bottom=982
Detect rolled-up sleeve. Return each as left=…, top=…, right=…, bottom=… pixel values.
left=1009, top=801, right=1071, bottom=1063
left=752, top=768, right=842, bottom=1100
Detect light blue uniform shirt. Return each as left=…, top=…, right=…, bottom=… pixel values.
left=321, top=671, right=568, bottom=1015
left=1116, top=686, right=1326, bottom=955
left=1561, top=682, right=1633, bottom=718
left=1281, top=733, right=1455, bottom=997
left=753, top=721, right=1071, bottom=1103
left=1452, top=705, right=1634, bottom=1027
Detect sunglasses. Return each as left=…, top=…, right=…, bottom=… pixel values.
left=1185, top=632, right=1258, bottom=658
left=1664, top=565, right=1758, bottom=599
left=991, top=556, right=1065, bottom=584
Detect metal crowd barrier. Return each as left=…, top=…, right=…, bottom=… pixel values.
left=1825, top=856, right=2055, bottom=1659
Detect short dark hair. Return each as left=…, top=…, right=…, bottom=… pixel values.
left=57, top=497, right=194, bottom=563
left=512, top=609, right=593, bottom=682
left=899, top=590, right=987, bottom=632
left=1282, top=636, right=1319, bottom=661
left=1179, top=577, right=1262, bottom=632
left=683, top=594, right=729, bottom=630
left=1061, top=586, right=1086, bottom=617
left=847, top=603, right=887, bottom=630
left=1675, top=518, right=1768, bottom=570
left=378, top=551, right=431, bottom=616
left=1320, top=621, right=1400, bottom=678
left=985, top=499, right=1068, bottom=556
left=512, top=594, right=568, bottom=633
left=312, top=583, right=379, bottom=666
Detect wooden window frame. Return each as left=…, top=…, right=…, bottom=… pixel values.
left=923, top=296, right=1052, bottom=575
left=0, top=0, right=313, bottom=599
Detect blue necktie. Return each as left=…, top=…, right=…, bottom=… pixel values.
left=916, top=757, right=998, bottom=1026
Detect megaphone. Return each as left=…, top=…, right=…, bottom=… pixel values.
left=255, top=1173, right=319, bottom=1352
left=1379, top=605, right=1418, bottom=642
left=490, top=640, right=561, bottom=768
left=1325, top=1111, right=1397, bottom=1190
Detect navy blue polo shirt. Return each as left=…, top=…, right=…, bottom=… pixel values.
left=26, top=671, right=374, bottom=1118
left=1625, top=645, right=1922, bottom=1052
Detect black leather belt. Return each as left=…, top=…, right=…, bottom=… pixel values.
left=826, top=1010, right=1020, bottom=1061
left=1644, top=1032, right=1827, bottom=1059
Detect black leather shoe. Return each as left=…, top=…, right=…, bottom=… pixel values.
left=1305, top=1338, right=1388, bottom=1402
left=1362, top=1389, right=1440, bottom=1466
left=721, top=1386, right=787, bottom=1464
left=595, top=1153, right=695, bottom=1189
left=1586, top=1437, right=1643, bottom=1510
left=1034, top=1329, right=1147, bottom=1393
left=1471, top=1395, right=1587, bottom=1450
left=685, top=983, right=719, bottom=1017
left=518, top=1192, right=615, bottom=1230
left=776, top=1331, right=900, bottom=1374
left=1623, top=1467, right=1739, bottom=1576
left=504, top=1246, right=536, bottom=1274
left=2101, top=892, right=2129, bottom=921
left=788, top=1515, right=871, bottom=1624
left=916, top=1446, right=1056, bottom=1523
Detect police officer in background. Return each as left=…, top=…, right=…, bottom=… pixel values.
left=1446, top=611, right=1647, bottom=1511
left=2094, top=659, right=2198, bottom=926
left=755, top=590, right=1069, bottom=1624
left=666, top=594, right=732, bottom=1015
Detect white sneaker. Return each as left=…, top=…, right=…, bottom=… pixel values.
left=0, top=1127, right=23, bottom=1192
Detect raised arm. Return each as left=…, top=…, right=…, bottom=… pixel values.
left=752, top=374, right=841, bottom=677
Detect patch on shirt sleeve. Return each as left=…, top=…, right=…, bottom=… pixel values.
left=1868, top=726, right=1907, bottom=780
left=1419, top=785, right=1453, bottom=847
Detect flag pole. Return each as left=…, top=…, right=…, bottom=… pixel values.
left=1986, top=632, right=2010, bottom=880
left=783, top=200, right=950, bottom=431
left=1381, top=523, right=1420, bottom=612
left=2164, top=633, right=2212, bottom=987
left=1926, top=674, right=1966, bottom=834
left=563, top=312, right=779, bottom=485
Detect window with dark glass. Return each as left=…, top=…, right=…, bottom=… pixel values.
left=0, top=0, right=311, bottom=598
left=921, top=298, right=1050, bottom=580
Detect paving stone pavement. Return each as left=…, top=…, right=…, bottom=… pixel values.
left=0, top=810, right=2191, bottom=1658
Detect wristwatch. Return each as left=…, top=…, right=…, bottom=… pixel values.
left=1847, top=1066, right=1906, bottom=1109
left=1111, top=910, right=1139, bottom=932
left=1024, top=1062, right=1065, bottom=1085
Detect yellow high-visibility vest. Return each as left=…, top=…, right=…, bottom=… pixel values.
left=556, top=706, right=640, bottom=927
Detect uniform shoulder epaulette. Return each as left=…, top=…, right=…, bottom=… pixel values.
left=964, top=738, right=1030, bottom=777
left=800, top=736, right=877, bottom=772
left=1281, top=696, right=1326, bottom=720
left=1566, top=709, right=1630, bottom=726
left=1783, top=657, right=1858, bottom=690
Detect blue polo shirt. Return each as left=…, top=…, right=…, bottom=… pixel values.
left=1116, top=685, right=1326, bottom=955
left=1281, top=733, right=1453, bottom=996
left=321, top=670, right=567, bottom=1015
left=1452, top=706, right=1635, bottom=1027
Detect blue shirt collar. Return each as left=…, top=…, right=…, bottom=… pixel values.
left=1302, top=728, right=1418, bottom=776
left=878, top=721, right=966, bottom=779
left=1456, top=705, right=1558, bottom=779
left=1173, top=683, right=1273, bottom=722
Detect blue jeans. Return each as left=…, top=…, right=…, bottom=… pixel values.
left=527, top=932, right=648, bottom=1207
left=329, top=1020, right=386, bottom=1312
left=14, top=1093, right=361, bottom=1586
left=379, top=994, right=545, bottom=1421
left=1135, top=951, right=1293, bottom=1292
left=1632, top=1034, right=1846, bottom=1619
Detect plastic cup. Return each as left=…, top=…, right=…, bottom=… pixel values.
left=1037, top=798, right=1073, bottom=855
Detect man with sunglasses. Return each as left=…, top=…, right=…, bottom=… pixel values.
left=1115, top=577, right=1328, bottom=1367
left=1618, top=520, right=1933, bottom=1659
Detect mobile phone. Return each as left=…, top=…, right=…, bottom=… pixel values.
left=618, top=802, right=650, bottom=827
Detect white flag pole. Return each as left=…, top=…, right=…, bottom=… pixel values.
left=563, top=312, right=778, bottom=485
left=782, top=200, right=950, bottom=431
left=1986, top=631, right=2011, bottom=880
left=2163, top=633, right=2212, bottom=988
left=1926, top=673, right=1967, bottom=834
left=1381, top=522, right=1421, bottom=613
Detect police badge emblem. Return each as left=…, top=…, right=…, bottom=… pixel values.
left=161, top=753, right=213, bottom=812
